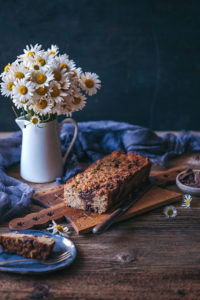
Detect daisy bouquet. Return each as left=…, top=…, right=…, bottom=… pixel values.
left=0, top=44, right=101, bottom=125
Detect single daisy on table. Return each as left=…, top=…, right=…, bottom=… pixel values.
left=182, top=194, right=192, bottom=208
left=12, top=78, right=35, bottom=102
left=164, top=205, right=177, bottom=218
left=46, top=220, right=70, bottom=237
left=80, top=72, right=101, bottom=96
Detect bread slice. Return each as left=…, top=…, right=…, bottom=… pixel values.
left=64, top=150, right=151, bottom=214
left=0, top=232, right=55, bottom=260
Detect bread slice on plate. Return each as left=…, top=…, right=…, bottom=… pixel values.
left=64, top=150, right=151, bottom=214
left=0, top=232, right=55, bottom=260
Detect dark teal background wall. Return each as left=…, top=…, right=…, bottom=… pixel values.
left=0, top=0, right=199, bottom=131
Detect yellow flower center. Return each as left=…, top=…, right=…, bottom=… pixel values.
left=56, top=225, right=64, bottom=232
left=36, top=86, right=47, bottom=95
left=37, top=100, right=47, bottom=109
left=35, top=73, right=47, bottom=84
left=27, top=51, right=35, bottom=58
left=167, top=209, right=173, bottom=216
left=53, top=71, right=61, bottom=81
left=60, top=63, right=70, bottom=71
left=185, top=199, right=190, bottom=206
left=19, top=99, right=28, bottom=104
left=72, top=70, right=77, bottom=77
left=85, top=78, right=94, bottom=88
left=34, top=65, right=39, bottom=70
left=72, top=97, right=81, bottom=105
left=16, top=72, right=24, bottom=79
left=19, top=86, right=28, bottom=95
left=50, top=87, right=60, bottom=97
left=32, top=117, right=39, bottom=124
left=7, top=82, right=14, bottom=91
left=37, top=58, right=46, bottom=66
left=4, top=64, right=11, bottom=72
left=49, top=51, right=55, bottom=55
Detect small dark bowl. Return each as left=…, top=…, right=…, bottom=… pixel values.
left=176, top=169, right=200, bottom=196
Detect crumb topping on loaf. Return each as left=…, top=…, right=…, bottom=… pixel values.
left=65, top=150, right=151, bottom=213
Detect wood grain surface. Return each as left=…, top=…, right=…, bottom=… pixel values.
left=1, top=132, right=200, bottom=300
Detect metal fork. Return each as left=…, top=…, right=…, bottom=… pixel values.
left=0, top=251, right=71, bottom=266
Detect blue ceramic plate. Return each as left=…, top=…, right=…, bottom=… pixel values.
left=0, top=230, right=77, bottom=274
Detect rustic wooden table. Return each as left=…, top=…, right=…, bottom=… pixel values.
left=0, top=132, right=200, bottom=300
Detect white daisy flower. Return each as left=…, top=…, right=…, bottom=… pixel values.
left=18, top=44, right=43, bottom=63
left=47, top=44, right=59, bottom=56
left=187, top=155, right=200, bottom=167
left=30, top=96, right=53, bottom=116
left=9, top=61, right=29, bottom=80
left=0, top=74, right=15, bottom=97
left=31, top=69, right=54, bottom=88
left=46, top=220, right=70, bottom=237
left=52, top=63, right=70, bottom=89
left=80, top=72, right=101, bottom=96
left=0, top=44, right=101, bottom=121
left=182, top=194, right=192, bottom=208
left=56, top=54, right=76, bottom=73
left=52, top=97, right=73, bottom=116
left=31, top=115, right=40, bottom=125
left=164, top=205, right=177, bottom=218
left=59, top=73, right=71, bottom=90
left=70, top=93, right=86, bottom=112
left=27, top=52, right=54, bottom=72
left=34, top=85, right=49, bottom=100
left=35, top=52, right=54, bottom=67
left=0, top=63, right=12, bottom=78
left=12, top=78, right=35, bottom=102
left=12, top=97, right=29, bottom=109
left=49, top=81, right=67, bottom=103
left=71, top=67, right=82, bottom=79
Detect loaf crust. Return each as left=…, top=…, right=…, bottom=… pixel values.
left=64, top=150, right=151, bottom=214
left=0, top=232, right=55, bottom=260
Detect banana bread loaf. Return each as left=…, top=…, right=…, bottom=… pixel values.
left=64, top=150, right=151, bottom=214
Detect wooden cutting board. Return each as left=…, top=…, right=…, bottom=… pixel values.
left=9, top=183, right=181, bottom=234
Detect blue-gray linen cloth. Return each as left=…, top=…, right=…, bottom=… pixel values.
left=1, top=120, right=200, bottom=222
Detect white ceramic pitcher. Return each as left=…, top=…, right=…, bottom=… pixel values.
left=15, top=116, right=78, bottom=183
